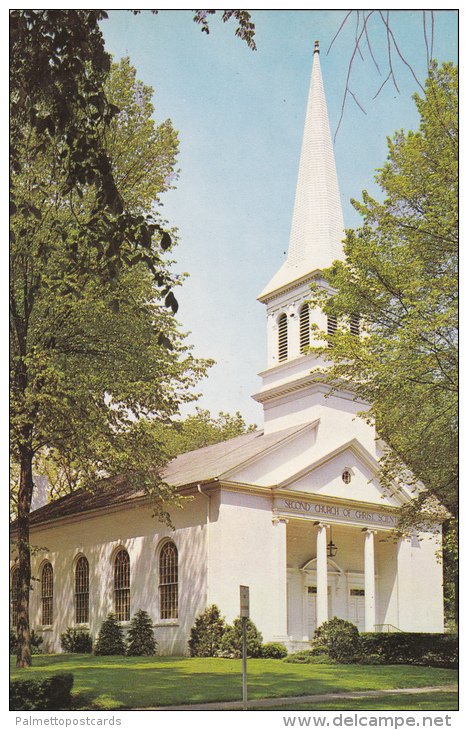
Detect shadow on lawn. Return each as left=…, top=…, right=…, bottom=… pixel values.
left=10, top=655, right=458, bottom=710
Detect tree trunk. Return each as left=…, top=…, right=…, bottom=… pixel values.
left=15, top=445, right=35, bottom=668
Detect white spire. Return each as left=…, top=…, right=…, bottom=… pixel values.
left=259, top=41, right=344, bottom=300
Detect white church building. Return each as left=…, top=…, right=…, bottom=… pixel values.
left=12, top=43, right=444, bottom=655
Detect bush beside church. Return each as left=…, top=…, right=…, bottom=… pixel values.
left=188, top=604, right=287, bottom=659
left=284, top=617, right=457, bottom=669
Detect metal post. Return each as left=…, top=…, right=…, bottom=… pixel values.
left=240, top=585, right=249, bottom=711
left=242, top=616, right=247, bottom=710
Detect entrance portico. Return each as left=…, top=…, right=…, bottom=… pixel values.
left=276, top=497, right=395, bottom=649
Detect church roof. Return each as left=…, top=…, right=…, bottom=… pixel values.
left=27, top=423, right=306, bottom=527
left=259, top=42, right=344, bottom=300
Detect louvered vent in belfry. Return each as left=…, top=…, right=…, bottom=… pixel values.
left=350, top=314, right=360, bottom=336
left=300, top=304, right=310, bottom=353
left=278, top=313, right=288, bottom=362
left=327, top=315, right=337, bottom=347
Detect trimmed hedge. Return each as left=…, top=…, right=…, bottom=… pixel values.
left=10, top=673, right=73, bottom=710
left=360, top=632, right=458, bottom=668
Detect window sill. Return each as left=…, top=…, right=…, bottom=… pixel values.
left=37, top=626, right=53, bottom=632
left=154, top=621, right=179, bottom=627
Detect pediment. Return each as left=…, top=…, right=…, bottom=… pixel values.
left=221, top=420, right=320, bottom=486
left=279, top=439, right=407, bottom=507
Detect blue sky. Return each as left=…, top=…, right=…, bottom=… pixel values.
left=101, top=9, right=458, bottom=427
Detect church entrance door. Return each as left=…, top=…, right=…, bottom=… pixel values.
left=348, top=588, right=365, bottom=631
left=307, top=585, right=331, bottom=636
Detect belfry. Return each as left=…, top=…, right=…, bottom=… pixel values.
left=11, top=42, right=444, bottom=655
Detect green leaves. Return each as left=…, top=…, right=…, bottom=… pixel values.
left=10, top=57, right=210, bottom=509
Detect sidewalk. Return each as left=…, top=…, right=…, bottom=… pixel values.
left=148, top=685, right=458, bottom=711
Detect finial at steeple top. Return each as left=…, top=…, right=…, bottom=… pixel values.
left=314, top=40, right=319, bottom=54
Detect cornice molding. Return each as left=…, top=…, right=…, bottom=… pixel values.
left=253, top=373, right=365, bottom=407
left=257, top=269, right=322, bottom=304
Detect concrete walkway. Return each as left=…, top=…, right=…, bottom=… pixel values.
left=147, top=685, right=458, bottom=711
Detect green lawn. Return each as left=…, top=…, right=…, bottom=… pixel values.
left=254, top=692, right=458, bottom=712
left=10, top=655, right=457, bottom=710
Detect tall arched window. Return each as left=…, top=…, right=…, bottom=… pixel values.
left=159, top=541, right=178, bottom=620
left=41, top=562, right=53, bottom=626
left=75, top=556, right=89, bottom=624
left=299, top=304, right=310, bottom=353
left=114, top=549, right=130, bottom=622
left=278, top=313, right=288, bottom=362
left=10, top=567, right=19, bottom=627
left=327, top=315, right=337, bottom=347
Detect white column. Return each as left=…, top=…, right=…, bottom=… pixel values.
left=273, top=517, right=288, bottom=638
left=364, top=529, right=376, bottom=632
left=316, top=523, right=328, bottom=626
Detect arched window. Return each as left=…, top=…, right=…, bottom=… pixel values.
left=159, top=541, right=178, bottom=620
left=41, top=562, right=53, bottom=626
left=327, top=315, right=337, bottom=347
left=278, top=313, right=288, bottom=362
left=10, top=567, right=19, bottom=627
left=299, top=304, right=310, bottom=353
left=114, top=549, right=130, bottom=622
left=350, top=314, right=360, bottom=337
left=75, top=556, right=89, bottom=624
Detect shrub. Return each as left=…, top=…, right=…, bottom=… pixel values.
left=283, top=649, right=314, bottom=664
left=126, top=609, right=157, bottom=656
left=284, top=650, right=336, bottom=664
left=310, top=642, right=329, bottom=656
left=188, top=604, right=226, bottom=657
left=10, top=673, right=73, bottom=710
left=31, top=630, right=44, bottom=654
left=313, top=618, right=361, bottom=663
left=94, top=613, right=126, bottom=656
left=60, top=627, right=93, bottom=653
left=359, top=632, right=458, bottom=668
left=261, top=642, right=288, bottom=659
left=220, top=617, right=263, bottom=658
left=354, top=653, right=386, bottom=665
left=10, top=629, right=43, bottom=655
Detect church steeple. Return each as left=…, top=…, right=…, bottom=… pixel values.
left=259, top=41, right=344, bottom=300
left=254, top=42, right=345, bottom=433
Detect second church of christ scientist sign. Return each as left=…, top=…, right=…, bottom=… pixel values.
left=275, top=497, right=398, bottom=528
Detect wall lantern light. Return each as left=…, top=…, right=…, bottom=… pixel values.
left=327, top=527, right=338, bottom=558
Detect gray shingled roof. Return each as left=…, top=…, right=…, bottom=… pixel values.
left=164, top=423, right=305, bottom=486
left=27, top=423, right=307, bottom=527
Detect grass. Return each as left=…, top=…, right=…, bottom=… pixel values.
left=253, top=692, right=458, bottom=712
left=10, top=655, right=457, bottom=710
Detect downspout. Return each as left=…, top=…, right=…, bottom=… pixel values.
left=197, top=484, right=211, bottom=606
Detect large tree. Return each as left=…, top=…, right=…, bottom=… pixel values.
left=10, top=58, right=209, bottom=668
left=31, top=409, right=256, bottom=503
left=310, top=62, right=457, bottom=623
left=310, top=61, right=458, bottom=525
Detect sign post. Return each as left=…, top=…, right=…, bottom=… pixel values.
left=240, top=585, right=249, bottom=711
